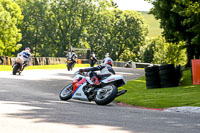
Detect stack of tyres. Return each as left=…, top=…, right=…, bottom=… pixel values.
left=145, top=66, right=161, bottom=89
left=159, top=64, right=179, bottom=88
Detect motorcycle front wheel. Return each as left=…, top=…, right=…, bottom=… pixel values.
left=67, top=64, right=71, bottom=71
left=94, top=84, right=117, bottom=105
left=59, top=83, right=73, bottom=100
left=12, top=64, right=20, bottom=75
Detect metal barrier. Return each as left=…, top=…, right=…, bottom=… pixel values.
left=0, top=56, right=157, bottom=68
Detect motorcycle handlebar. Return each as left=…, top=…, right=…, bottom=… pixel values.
left=74, top=71, right=88, bottom=77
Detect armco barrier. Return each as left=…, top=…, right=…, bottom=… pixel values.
left=192, top=59, right=200, bottom=85
left=0, top=56, right=154, bottom=68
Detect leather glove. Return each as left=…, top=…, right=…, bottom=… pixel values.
left=79, top=69, right=84, bottom=73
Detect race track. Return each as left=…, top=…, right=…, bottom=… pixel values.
left=0, top=67, right=199, bottom=133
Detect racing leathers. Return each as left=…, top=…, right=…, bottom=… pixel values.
left=79, top=63, right=115, bottom=81
left=90, top=55, right=97, bottom=67
left=17, top=50, right=31, bottom=70
left=68, top=52, right=77, bottom=64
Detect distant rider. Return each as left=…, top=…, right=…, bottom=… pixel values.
left=90, top=52, right=97, bottom=67
left=67, top=49, right=77, bottom=64
left=17, top=47, right=31, bottom=70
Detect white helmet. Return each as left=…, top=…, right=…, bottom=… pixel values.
left=103, top=57, right=113, bottom=66
left=105, top=53, right=109, bottom=58
left=92, top=52, right=95, bottom=57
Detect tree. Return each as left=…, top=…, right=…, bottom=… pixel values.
left=17, top=0, right=105, bottom=57
left=16, top=0, right=50, bottom=57
left=87, top=9, right=148, bottom=60
left=0, top=0, right=23, bottom=56
left=148, top=0, right=200, bottom=66
left=16, top=0, right=149, bottom=59
left=48, top=0, right=100, bottom=56
left=137, top=36, right=187, bottom=66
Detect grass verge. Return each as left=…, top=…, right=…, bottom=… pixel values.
left=115, top=69, right=200, bottom=108
left=0, top=64, right=90, bottom=71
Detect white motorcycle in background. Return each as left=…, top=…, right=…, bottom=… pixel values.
left=59, top=71, right=127, bottom=105
left=12, top=56, right=25, bottom=75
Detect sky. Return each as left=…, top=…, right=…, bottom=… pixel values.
left=113, top=0, right=153, bottom=11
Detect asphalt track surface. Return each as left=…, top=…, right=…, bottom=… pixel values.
left=0, top=67, right=200, bottom=133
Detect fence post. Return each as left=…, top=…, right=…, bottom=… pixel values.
left=7, top=56, right=11, bottom=65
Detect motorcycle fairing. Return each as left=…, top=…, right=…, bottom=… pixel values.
left=72, top=78, right=89, bottom=101
left=67, top=59, right=72, bottom=63
left=16, top=57, right=24, bottom=65
left=101, top=75, right=126, bottom=87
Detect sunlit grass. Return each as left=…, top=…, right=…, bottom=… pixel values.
left=0, top=64, right=90, bottom=71
left=0, top=65, right=12, bottom=71
left=116, top=70, right=200, bottom=108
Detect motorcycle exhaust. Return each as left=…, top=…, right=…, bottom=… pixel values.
left=116, top=89, right=127, bottom=97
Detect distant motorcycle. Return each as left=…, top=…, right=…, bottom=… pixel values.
left=12, top=56, right=25, bottom=75
left=66, top=59, right=75, bottom=71
left=59, top=71, right=127, bottom=105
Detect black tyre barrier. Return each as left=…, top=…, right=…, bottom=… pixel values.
left=145, top=72, right=159, bottom=77
left=159, top=69, right=175, bottom=75
left=145, top=66, right=161, bottom=89
left=146, top=79, right=160, bottom=85
left=160, top=80, right=177, bottom=85
left=159, top=74, right=176, bottom=80
left=175, top=65, right=182, bottom=85
left=145, top=65, right=159, bottom=72
left=146, top=85, right=161, bottom=89
left=159, top=83, right=177, bottom=88
left=146, top=82, right=160, bottom=87
left=145, top=76, right=160, bottom=81
left=159, top=64, right=180, bottom=88
left=145, top=64, right=182, bottom=89
left=159, top=64, right=175, bottom=71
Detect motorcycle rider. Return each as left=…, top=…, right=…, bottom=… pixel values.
left=90, top=52, right=97, bottom=67
left=67, top=49, right=77, bottom=64
left=16, top=47, right=31, bottom=70
left=79, top=53, right=114, bottom=95
left=79, top=53, right=115, bottom=81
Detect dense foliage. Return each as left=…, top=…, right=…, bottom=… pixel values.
left=137, top=36, right=187, bottom=66
left=148, top=0, right=200, bottom=66
left=88, top=9, right=148, bottom=60
left=13, top=0, right=148, bottom=60
left=0, top=0, right=23, bottom=56
left=2, top=0, right=196, bottom=66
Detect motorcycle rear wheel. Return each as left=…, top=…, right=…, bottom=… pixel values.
left=94, top=84, right=117, bottom=105
left=59, top=83, right=73, bottom=100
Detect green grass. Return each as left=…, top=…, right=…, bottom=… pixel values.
left=0, top=65, right=12, bottom=71
left=0, top=64, right=90, bottom=71
left=139, top=11, right=163, bottom=37
left=115, top=70, right=200, bottom=108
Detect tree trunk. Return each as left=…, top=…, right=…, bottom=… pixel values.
left=186, top=41, right=195, bottom=67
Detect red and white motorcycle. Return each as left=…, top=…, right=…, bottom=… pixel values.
left=59, top=71, right=127, bottom=105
